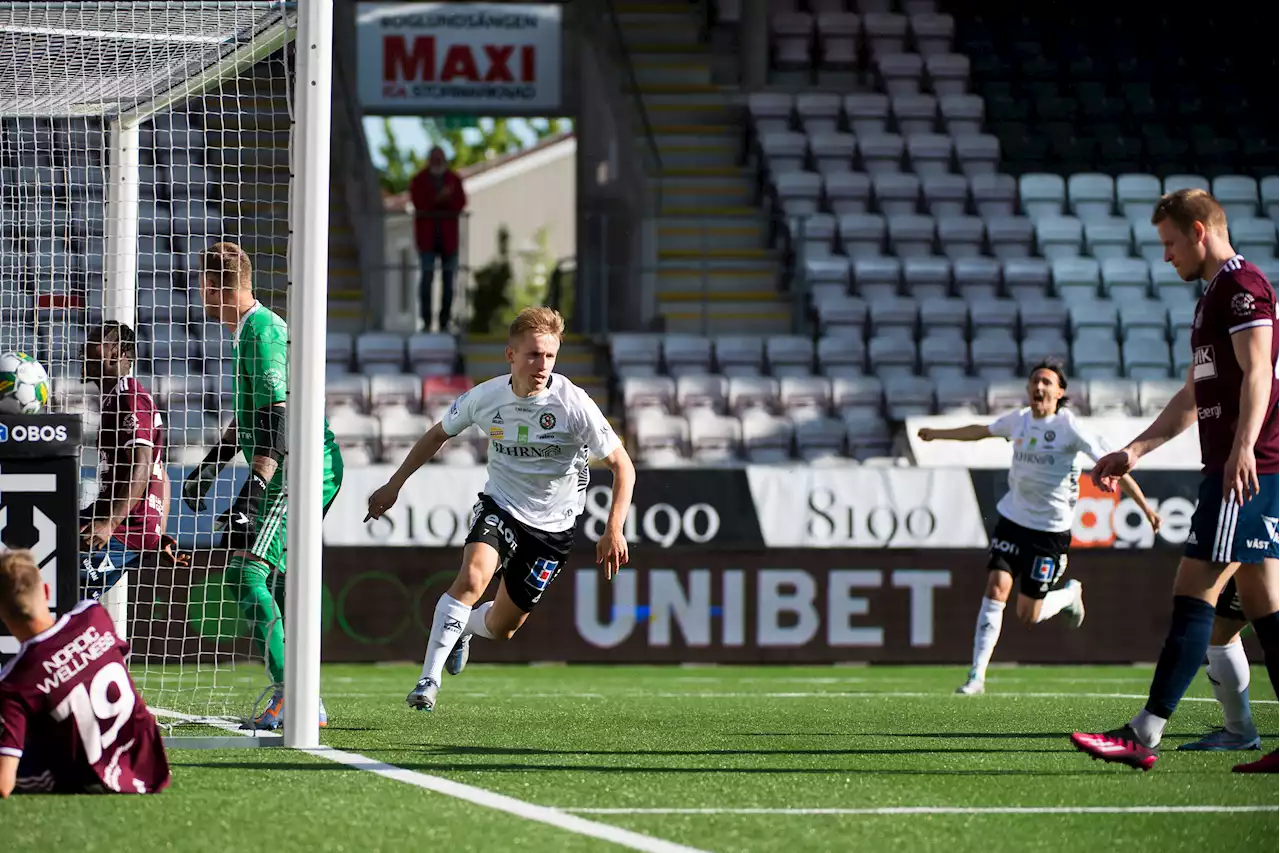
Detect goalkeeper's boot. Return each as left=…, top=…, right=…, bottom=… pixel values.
left=1177, top=727, right=1260, bottom=752
left=250, top=691, right=286, bottom=731
left=445, top=633, right=471, bottom=676
left=1070, top=725, right=1159, bottom=771
left=406, top=677, right=439, bottom=712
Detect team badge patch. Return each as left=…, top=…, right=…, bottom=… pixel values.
left=264, top=367, right=286, bottom=390
left=1043, top=430, right=1055, bottom=442
left=1231, top=292, right=1256, bottom=316
left=538, top=411, right=556, bottom=430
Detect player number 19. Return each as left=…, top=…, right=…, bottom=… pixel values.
left=50, top=661, right=135, bottom=764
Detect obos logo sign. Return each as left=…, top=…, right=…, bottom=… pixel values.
left=0, top=423, right=69, bottom=443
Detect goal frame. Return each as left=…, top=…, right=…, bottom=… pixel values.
left=3, top=1, right=333, bottom=749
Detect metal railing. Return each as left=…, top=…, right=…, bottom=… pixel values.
left=601, top=0, right=663, bottom=210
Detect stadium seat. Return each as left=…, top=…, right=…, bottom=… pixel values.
left=325, top=332, right=353, bottom=369
left=920, top=334, right=967, bottom=377
left=1019, top=299, right=1068, bottom=337
left=741, top=411, right=794, bottom=463
left=817, top=334, right=866, bottom=375
left=853, top=256, right=902, bottom=300
left=369, top=374, right=422, bottom=411
left=1001, top=258, right=1051, bottom=301
left=355, top=332, right=406, bottom=372
left=328, top=409, right=380, bottom=457
left=761, top=132, right=809, bottom=176
left=633, top=413, right=689, bottom=467
left=715, top=335, right=766, bottom=376
left=799, top=213, right=838, bottom=258
left=906, top=133, right=953, bottom=177
left=877, top=53, right=923, bottom=96
left=380, top=410, right=430, bottom=459
left=873, top=172, right=922, bottom=216
left=869, top=294, right=918, bottom=338
left=816, top=13, right=861, bottom=74
left=910, top=12, right=955, bottom=55
left=1261, top=176, right=1279, bottom=222
left=766, top=335, right=815, bottom=376
left=868, top=334, right=917, bottom=377
left=622, top=376, right=675, bottom=416
left=1122, top=339, right=1172, bottom=380
left=825, top=171, right=872, bottom=214
left=918, top=297, right=967, bottom=340
left=840, top=214, right=887, bottom=258
left=815, top=297, right=867, bottom=338
left=775, top=171, right=822, bottom=215
left=1066, top=173, right=1116, bottom=222
left=611, top=333, right=663, bottom=377
left=794, top=416, right=848, bottom=463
left=969, top=297, right=1018, bottom=336
left=1083, top=218, right=1133, bottom=260
left=727, top=375, right=780, bottom=415
left=1051, top=258, right=1101, bottom=302
left=407, top=332, right=457, bottom=375
left=888, top=214, right=936, bottom=257
left=970, top=173, right=1017, bottom=218
left=422, top=376, right=472, bottom=412
left=1086, top=378, right=1138, bottom=416
left=1100, top=258, right=1152, bottom=303
left=770, top=13, right=815, bottom=73
left=987, top=215, right=1034, bottom=260
left=953, top=256, right=1002, bottom=300
left=986, top=379, right=1027, bottom=414
left=864, top=13, right=909, bottom=55
left=891, top=94, right=938, bottom=136
left=903, top=256, right=952, bottom=298
left=1139, top=378, right=1185, bottom=415
left=1074, top=339, right=1122, bottom=378
left=663, top=335, right=714, bottom=376
left=676, top=374, right=729, bottom=415
left=1019, top=173, right=1066, bottom=222
left=936, top=215, right=984, bottom=260
left=1021, top=332, right=1069, bottom=371
left=748, top=92, right=794, bottom=135
left=1119, top=304, right=1168, bottom=343
left=1036, top=216, right=1085, bottom=260
left=810, top=133, right=856, bottom=175
left=843, top=411, right=893, bottom=459
left=779, top=375, right=833, bottom=416
left=1150, top=262, right=1196, bottom=306
left=1131, top=220, right=1163, bottom=262
left=832, top=374, right=884, bottom=416
left=971, top=333, right=1019, bottom=379
left=1230, top=218, right=1278, bottom=258
left=921, top=173, right=969, bottom=217
left=859, top=133, right=906, bottom=174
left=1070, top=301, right=1118, bottom=337
left=1116, top=173, right=1162, bottom=223
left=924, top=53, right=968, bottom=95
left=1212, top=175, right=1259, bottom=221
left=689, top=414, right=743, bottom=465
left=1163, top=174, right=1209, bottom=194
left=844, top=93, right=890, bottom=135
left=954, top=133, right=1001, bottom=177
left=796, top=93, right=841, bottom=134
left=940, top=93, right=983, bottom=136
left=885, top=374, right=935, bottom=418
left=935, top=375, right=988, bottom=414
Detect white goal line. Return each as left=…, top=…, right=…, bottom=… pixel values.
left=560, top=805, right=1280, bottom=817
left=317, top=690, right=1279, bottom=705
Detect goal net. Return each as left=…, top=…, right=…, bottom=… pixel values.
left=0, top=1, right=300, bottom=734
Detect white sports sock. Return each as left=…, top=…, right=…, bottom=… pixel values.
left=1207, top=641, right=1255, bottom=736
left=1035, top=585, right=1075, bottom=623
left=1129, top=708, right=1167, bottom=748
left=420, top=594, right=472, bottom=683
left=970, top=597, right=1005, bottom=682
left=467, top=601, right=497, bottom=640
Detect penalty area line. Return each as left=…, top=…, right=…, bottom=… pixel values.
left=301, top=746, right=711, bottom=853
left=560, top=805, right=1280, bottom=816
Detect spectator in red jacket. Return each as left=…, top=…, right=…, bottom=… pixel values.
left=410, top=146, right=467, bottom=332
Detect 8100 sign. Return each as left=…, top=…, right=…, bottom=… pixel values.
left=580, top=485, right=721, bottom=548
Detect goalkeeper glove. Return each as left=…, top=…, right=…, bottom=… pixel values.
left=216, top=473, right=268, bottom=552
left=182, top=462, right=221, bottom=512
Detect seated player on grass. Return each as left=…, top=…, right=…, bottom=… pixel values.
left=0, top=549, right=170, bottom=796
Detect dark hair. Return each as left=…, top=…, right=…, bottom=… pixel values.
left=1028, top=358, right=1069, bottom=411
left=89, top=321, right=136, bottom=358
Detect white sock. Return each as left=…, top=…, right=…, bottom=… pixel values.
left=970, top=597, right=1005, bottom=682
left=466, top=601, right=497, bottom=640
left=420, top=594, right=471, bottom=683
left=1129, top=708, right=1167, bottom=748
left=1207, top=642, right=1255, bottom=736
left=1036, top=585, right=1076, bottom=623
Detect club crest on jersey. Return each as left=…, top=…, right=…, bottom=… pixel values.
left=1043, top=430, right=1055, bottom=442
left=1192, top=345, right=1216, bottom=381
left=122, top=413, right=138, bottom=433
left=538, top=411, right=556, bottom=430
left=1231, top=292, right=1256, bottom=317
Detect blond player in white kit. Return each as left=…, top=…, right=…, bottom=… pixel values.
left=365, top=307, right=636, bottom=712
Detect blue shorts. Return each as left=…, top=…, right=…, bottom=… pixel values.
left=80, top=538, right=141, bottom=602
left=1185, top=473, right=1280, bottom=565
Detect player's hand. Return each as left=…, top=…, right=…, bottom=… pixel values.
left=365, top=482, right=401, bottom=522
left=182, top=462, right=220, bottom=512
left=596, top=524, right=629, bottom=580
left=1224, top=444, right=1259, bottom=506
left=215, top=506, right=257, bottom=551
left=159, top=535, right=192, bottom=568
left=1145, top=509, right=1163, bottom=535
left=80, top=518, right=115, bottom=553
left=917, top=428, right=937, bottom=442
left=1090, top=447, right=1139, bottom=493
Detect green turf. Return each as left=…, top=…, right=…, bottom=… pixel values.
left=5, top=665, right=1277, bottom=852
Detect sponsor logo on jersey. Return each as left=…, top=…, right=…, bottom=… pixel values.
left=1013, top=450, right=1056, bottom=465
left=1193, top=345, right=1216, bottom=381
left=517, top=425, right=529, bottom=443
left=1246, top=539, right=1270, bottom=551
left=1265, top=516, right=1279, bottom=542
left=489, top=426, right=505, bottom=440
left=1198, top=403, right=1222, bottom=420
left=1232, top=291, right=1256, bottom=316
left=492, top=412, right=503, bottom=424
left=491, top=441, right=562, bottom=458
left=537, top=432, right=557, bottom=440
left=538, top=411, right=557, bottom=430
left=990, top=538, right=1019, bottom=555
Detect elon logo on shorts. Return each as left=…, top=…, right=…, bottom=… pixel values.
left=1192, top=345, right=1216, bottom=381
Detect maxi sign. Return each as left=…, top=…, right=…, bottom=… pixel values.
left=357, top=2, right=563, bottom=112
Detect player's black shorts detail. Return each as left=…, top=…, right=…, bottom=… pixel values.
left=465, top=493, right=575, bottom=613
left=1216, top=577, right=1246, bottom=622
left=987, top=515, right=1071, bottom=600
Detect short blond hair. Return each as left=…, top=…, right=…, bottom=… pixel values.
left=508, top=306, right=565, bottom=342
left=0, top=550, right=43, bottom=621
left=201, top=241, right=253, bottom=291
left=1151, top=188, right=1227, bottom=233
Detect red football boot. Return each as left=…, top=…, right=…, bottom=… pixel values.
left=1070, top=725, right=1159, bottom=771
left=1232, top=749, right=1278, bottom=774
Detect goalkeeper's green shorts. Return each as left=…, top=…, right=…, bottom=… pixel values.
left=246, top=447, right=343, bottom=573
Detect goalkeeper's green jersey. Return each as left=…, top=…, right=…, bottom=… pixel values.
left=232, top=302, right=340, bottom=486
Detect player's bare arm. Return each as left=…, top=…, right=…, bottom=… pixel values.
left=0, top=754, right=16, bottom=798
left=181, top=420, right=240, bottom=511
left=1092, top=365, right=1198, bottom=490
left=365, top=421, right=452, bottom=521
left=596, top=445, right=635, bottom=579
left=1117, top=474, right=1162, bottom=533
left=82, top=442, right=155, bottom=552
left=1225, top=325, right=1273, bottom=503
left=918, top=424, right=993, bottom=442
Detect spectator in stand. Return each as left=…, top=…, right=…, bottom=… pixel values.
left=410, top=146, right=467, bottom=333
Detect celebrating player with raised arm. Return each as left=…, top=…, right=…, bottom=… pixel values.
left=919, top=359, right=1160, bottom=695
left=1071, top=189, right=1279, bottom=774
left=182, top=242, right=345, bottom=731
left=80, top=322, right=188, bottom=602
left=365, top=307, right=635, bottom=713
left=0, top=549, right=170, bottom=797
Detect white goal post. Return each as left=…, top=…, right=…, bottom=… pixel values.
left=0, top=1, right=331, bottom=748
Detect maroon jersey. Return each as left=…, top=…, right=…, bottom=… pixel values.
left=0, top=600, right=170, bottom=794
left=1190, top=255, right=1280, bottom=474
left=97, top=375, right=166, bottom=551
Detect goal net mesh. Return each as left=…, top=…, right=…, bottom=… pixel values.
left=0, top=1, right=298, bottom=729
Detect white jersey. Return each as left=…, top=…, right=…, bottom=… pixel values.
left=988, top=407, right=1108, bottom=533
left=442, top=373, right=622, bottom=532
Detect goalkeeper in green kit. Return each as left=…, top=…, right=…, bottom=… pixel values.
left=183, top=242, right=344, bottom=731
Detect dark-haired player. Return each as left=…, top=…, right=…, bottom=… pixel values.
left=1073, top=189, right=1279, bottom=774
left=919, top=359, right=1161, bottom=695
left=0, top=549, right=170, bottom=796
left=80, top=322, right=187, bottom=603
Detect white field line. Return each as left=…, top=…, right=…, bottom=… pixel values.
left=561, top=805, right=1280, bottom=817
left=316, top=690, right=1277, bottom=705
left=151, top=707, right=256, bottom=735
left=302, top=747, right=711, bottom=853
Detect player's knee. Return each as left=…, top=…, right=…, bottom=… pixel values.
left=1015, top=598, right=1039, bottom=625
left=984, top=572, right=1012, bottom=601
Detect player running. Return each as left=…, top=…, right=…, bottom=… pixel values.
left=1177, top=578, right=1261, bottom=753
left=919, top=359, right=1160, bottom=695
left=80, top=322, right=188, bottom=602
left=365, top=307, right=635, bottom=713
left=1072, top=189, right=1279, bottom=774
left=0, top=549, right=170, bottom=796
left=182, top=242, right=344, bottom=731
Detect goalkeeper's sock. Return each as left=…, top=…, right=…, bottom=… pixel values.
left=969, top=597, right=1004, bottom=682
left=421, top=594, right=471, bottom=683
left=466, top=601, right=497, bottom=639
left=227, top=557, right=287, bottom=685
